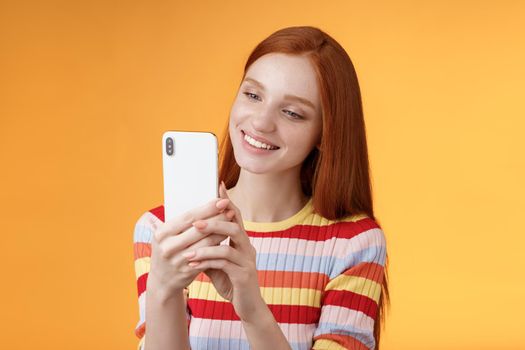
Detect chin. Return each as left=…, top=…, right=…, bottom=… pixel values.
left=234, top=156, right=272, bottom=174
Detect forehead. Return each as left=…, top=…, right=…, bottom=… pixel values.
left=243, top=53, right=320, bottom=106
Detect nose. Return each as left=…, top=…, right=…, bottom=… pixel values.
left=250, top=108, right=277, bottom=134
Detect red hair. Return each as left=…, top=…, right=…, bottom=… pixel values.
left=219, top=26, right=390, bottom=349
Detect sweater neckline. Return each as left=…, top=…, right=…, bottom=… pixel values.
left=243, top=197, right=313, bottom=232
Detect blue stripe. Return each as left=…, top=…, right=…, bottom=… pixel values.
left=134, top=223, right=152, bottom=244
left=313, top=322, right=375, bottom=349
left=255, top=244, right=385, bottom=278
left=189, top=336, right=309, bottom=350
left=330, top=244, right=386, bottom=279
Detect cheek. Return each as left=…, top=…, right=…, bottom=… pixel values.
left=287, top=126, right=318, bottom=152
left=228, top=104, right=241, bottom=134
left=229, top=98, right=249, bottom=126
left=228, top=100, right=247, bottom=144
left=228, top=117, right=238, bottom=147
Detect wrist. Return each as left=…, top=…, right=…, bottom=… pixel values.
left=240, top=296, right=272, bottom=325
left=146, top=276, right=185, bottom=304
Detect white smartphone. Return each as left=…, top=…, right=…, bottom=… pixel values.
left=162, top=131, right=219, bottom=222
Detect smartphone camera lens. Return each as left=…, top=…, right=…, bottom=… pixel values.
left=166, top=137, right=174, bottom=156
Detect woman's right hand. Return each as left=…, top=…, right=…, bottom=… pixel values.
left=147, top=197, right=235, bottom=298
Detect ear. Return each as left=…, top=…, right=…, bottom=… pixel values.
left=315, top=133, right=322, bottom=151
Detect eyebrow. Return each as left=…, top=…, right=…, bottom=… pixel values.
left=243, top=77, right=317, bottom=111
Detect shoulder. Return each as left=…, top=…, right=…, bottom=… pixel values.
left=319, top=214, right=387, bottom=279
left=336, top=214, right=386, bottom=246
left=308, top=211, right=386, bottom=245
left=133, top=204, right=165, bottom=244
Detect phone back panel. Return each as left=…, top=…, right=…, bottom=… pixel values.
left=162, top=131, right=218, bottom=222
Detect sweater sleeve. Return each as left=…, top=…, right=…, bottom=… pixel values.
left=133, top=209, right=191, bottom=350
left=312, top=218, right=387, bottom=350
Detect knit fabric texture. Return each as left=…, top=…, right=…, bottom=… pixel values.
left=133, top=197, right=387, bottom=350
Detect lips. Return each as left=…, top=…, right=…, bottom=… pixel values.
left=241, top=130, right=280, bottom=149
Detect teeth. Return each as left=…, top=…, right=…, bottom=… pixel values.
left=244, top=133, right=278, bottom=150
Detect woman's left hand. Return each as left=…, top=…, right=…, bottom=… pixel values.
left=183, top=181, right=263, bottom=322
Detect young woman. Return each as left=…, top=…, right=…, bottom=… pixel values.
left=133, top=26, right=390, bottom=350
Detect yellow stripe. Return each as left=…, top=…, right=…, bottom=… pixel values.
left=261, top=286, right=322, bottom=306
left=134, top=257, right=151, bottom=279
left=312, top=339, right=347, bottom=350
left=243, top=198, right=313, bottom=231
left=188, top=280, right=322, bottom=306
left=243, top=206, right=369, bottom=234
left=325, top=274, right=381, bottom=303
left=137, top=336, right=145, bottom=350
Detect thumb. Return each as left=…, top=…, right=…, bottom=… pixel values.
left=219, top=180, right=228, bottom=199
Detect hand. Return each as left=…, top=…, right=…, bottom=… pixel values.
left=148, top=197, right=236, bottom=298
left=182, top=181, right=264, bottom=321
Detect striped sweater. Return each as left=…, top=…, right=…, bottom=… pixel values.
left=133, top=197, right=387, bottom=350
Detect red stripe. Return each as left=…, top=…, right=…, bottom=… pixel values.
left=322, top=289, right=378, bottom=320
left=246, top=217, right=379, bottom=241
left=187, top=299, right=321, bottom=324
left=313, top=333, right=370, bottom=350
left=195, top=270, right=329, bottom=290
left=146, top=205, right=378, bottom=241
left=137, top=272, right=148, bottom=297
left=343, top=261, right=384, bottom=284
left=149, top=205, right=165, bottom=222
left=135, top=322, right=145, bottom=338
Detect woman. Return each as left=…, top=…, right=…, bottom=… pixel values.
left=133, top=25, right=390, bottom=350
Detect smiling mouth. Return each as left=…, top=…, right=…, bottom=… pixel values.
left=241, top=130, right=280, bottom=150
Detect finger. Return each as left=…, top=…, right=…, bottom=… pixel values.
left=218, top=180, right=228, bottom=199
left=155, top=197, right=230, bottom=242
left=219, top=181, right=245, bottom=230
left=185, top=245, right=245, bottom=267
left=160, top=210, right=234, bottom=258
left=192, top=219, right=250, bottom=249
left=187, top=258, right=238, bottom=275
left=156, top=211, right=231, bottom=258
left=161, top=231, right=226, bottom=259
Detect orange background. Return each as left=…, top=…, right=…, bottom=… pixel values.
left=1, top=0, right=524, bottom=349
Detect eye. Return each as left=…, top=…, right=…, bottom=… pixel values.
left=284, top=110, right=304, bottom=120
left=243, top=92, right=261, bottom=101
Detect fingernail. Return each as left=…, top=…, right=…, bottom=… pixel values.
left=192, top=220, right=207, bottom=229
left=188, top=261, right=200, bottom=267
left=216, top=198, right=229, bottom=209
left=182, top=251, right=196, bottom=259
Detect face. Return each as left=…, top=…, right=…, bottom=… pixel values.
left=229, top=52, right=323, bottom=175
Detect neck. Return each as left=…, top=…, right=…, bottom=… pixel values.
left=227, top=166, right=309, bottom=223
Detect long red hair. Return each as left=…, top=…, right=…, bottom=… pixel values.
left=219, top=26, right=390, bottom=349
